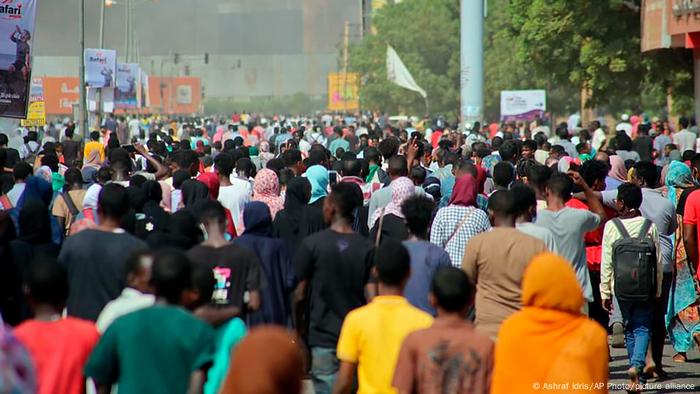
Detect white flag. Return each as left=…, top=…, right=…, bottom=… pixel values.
left=386, top=46, right=427, bottom=98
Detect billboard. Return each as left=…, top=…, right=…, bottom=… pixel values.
left=20, top=77, right=43, bottom=126
left=0, top=0, right=38, bottom=119
left=115, top=62, right=139, bottom=109
left=84, top=48, right=117, bottom=88
left=42, top=76, right=78, bottom=115
left=327, top=72, right=359, bottom=112
left=500, top=90, right=546, bottom=122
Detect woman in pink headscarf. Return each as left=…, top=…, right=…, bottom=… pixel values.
left=369, top=177, right=414, bottom=245
left=252, top=168, right=284, bottom=219
left=630, top=115, right=640, bottom=139
left=213, top=125, right=226, bottom=144
left=606, top=155, right=628, bottom=191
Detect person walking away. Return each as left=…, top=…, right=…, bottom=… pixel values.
left=393, top=267, right=493, bottom=394
left=220, top=327, right=304, bottom=394
left=187, top=200, right=262, bottom=317
left=564, top=159, right=615, bottom=328
left=273, top=177, right=312, bottom=257
left=535, top=172, right=606, bottom=311
left=401, top=195, right=451, bottom=316
left=233, top=201, right=294, bottom=327
left=511, top=184, right=559, bottom=254
left=462, top=190, right=548, bottom=339
left=599, top=161, right=676, bottom=374
left=430, top=174, right=491, bottom=267
left=369, top=177, right=413, bottom=245
left=665, top=160, right=700, bottom=362
left=216, top=153, right=249, bottom=236
left=600, top=183, right=662, bottom=392
left=58, top=183, right=148, bottom=321
left=95, top=250, right=155, bottom=332
left=85, top=249, right=216, bottom=394
left=52, top=168, right=86, bottom=236
left=633, top=124, right=654, bottom=162
left=333, top=239, right=433, bottom=394
left=14, top=259, right=99, bottom=394
left=293, top=183, right=373, bottom=394
left=492, top=253, right=608, bottom=394
left=302, top=164, right=330, bottom=237
left=673, top=117, right=695, bottom=154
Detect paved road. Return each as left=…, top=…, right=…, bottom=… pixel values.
left=608, top=342, right=699, bottom=393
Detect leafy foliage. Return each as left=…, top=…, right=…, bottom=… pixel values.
left=349, top=0, right=693, bottom=119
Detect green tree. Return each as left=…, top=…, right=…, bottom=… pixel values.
left=483, top=0, right=578, bottom=119
left=349, top=0, right=460, bottom=117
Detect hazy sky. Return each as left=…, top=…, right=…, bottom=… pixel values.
left=33, top=0, right=362, bottom=57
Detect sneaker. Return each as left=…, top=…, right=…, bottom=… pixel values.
left=611, top=322, right=625, bottom=348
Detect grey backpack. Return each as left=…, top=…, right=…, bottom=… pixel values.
left=611, top=218, right=657, bottom=302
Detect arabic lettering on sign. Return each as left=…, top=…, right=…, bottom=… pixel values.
left=672, top=0, right=700, bottom=16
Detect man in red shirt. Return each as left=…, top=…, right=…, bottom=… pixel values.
left=564, top=160, right=615, bottom=329
left=14, top=258, right=100, bottom=394
left=683, top=189, right=700, bottom=282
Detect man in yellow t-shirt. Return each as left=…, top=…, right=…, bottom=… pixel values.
left=83, top=131, right=105, bottom=163
left=334, top=239, right=433, bottom=394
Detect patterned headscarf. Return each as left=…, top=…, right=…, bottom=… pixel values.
left=369, top=176, right=414, bottom=228
left=665, top=161, right=694, bottom=204
left=253, top=169, right=284, bottom=218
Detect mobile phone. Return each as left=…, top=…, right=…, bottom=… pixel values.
left=123, top=144, right=136, bottom=153
left=329, top=170, right=338, bottom=186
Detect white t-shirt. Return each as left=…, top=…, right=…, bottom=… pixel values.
left=219, top=177, right=252, bottom=235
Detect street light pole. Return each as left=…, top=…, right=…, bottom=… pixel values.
left=124, top=0, right=130, bottom=61
left=79, top=0, right=87, bottom=139
left=99, top=0, right=106, bottom=49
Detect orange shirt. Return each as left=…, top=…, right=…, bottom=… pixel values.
left=14, top=318, right=100, bottom=394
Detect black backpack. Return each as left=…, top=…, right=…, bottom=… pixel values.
left=611, top=218, right=657, bottom=302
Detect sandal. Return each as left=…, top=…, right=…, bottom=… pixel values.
left=673, top=352, right=687, bottom=363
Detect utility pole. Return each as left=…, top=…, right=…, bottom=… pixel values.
left=460, top=0, right=484, bottom=126
left=79, top=0, right=87, bottom=138
left=99, top=0, right=106, bottom=48
left=125, top=0, right=130, bottom=62
left=342, top=20, right=349, bottom=112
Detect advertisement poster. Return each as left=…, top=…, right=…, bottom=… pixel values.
left=327, top=72, right=359, bottom=111
left=176, top=84, right=192, bottom=105
left=0, top=0, right=38, bottom=119
left=500, top=90, right=546, bottom=122
left=20, top=77, right=44, bottom=126
left=84, top=48, right=117, bottom=88
left=115, top=62, right=139, bottom=109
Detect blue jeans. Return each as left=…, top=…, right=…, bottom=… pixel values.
left=618, top=300, right=653, bottom=371
left=311, top=347, right=339, bottom=394
left=609, top=296, right=622, bottom=327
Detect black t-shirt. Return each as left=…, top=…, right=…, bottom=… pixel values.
left=369, top=214, right=409, bottom=245
left=1, top=148, right=20, bottom=169
left=632, top=135, right=653, bottom=162
left=293, top=229, right=374, bottom=348
left=62, top=139, right=80, bottom=167
left=187, top=243, right=262, bottom=309
left=58, top=229, right=148, bottom=321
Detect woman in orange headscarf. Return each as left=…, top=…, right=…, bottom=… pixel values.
left=491, top=253, right=608, bottom=394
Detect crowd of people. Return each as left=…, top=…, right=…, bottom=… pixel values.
left=0, top=111, right=698, bottom=394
